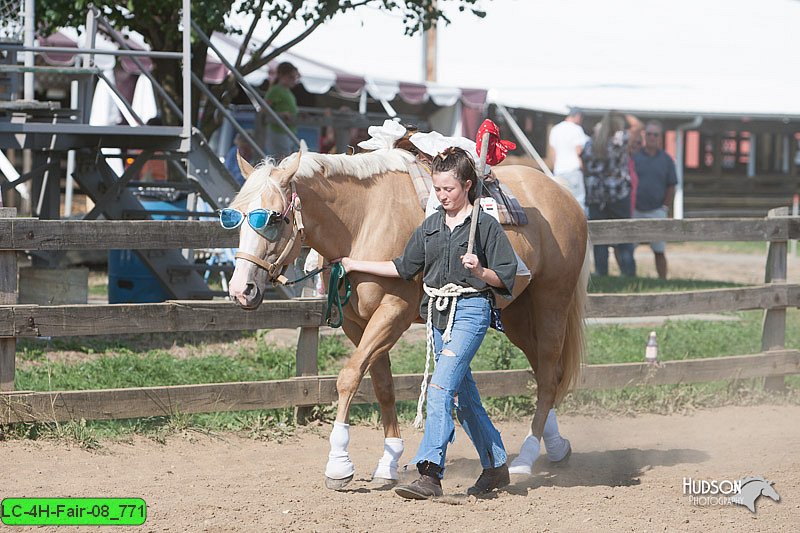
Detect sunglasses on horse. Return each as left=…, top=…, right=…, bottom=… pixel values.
left=218, top=208, right=289, bottom=241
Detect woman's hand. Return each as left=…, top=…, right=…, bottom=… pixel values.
left=461, top=253, right=484, bottom=277
left=331, top=257, right=353, bottom=272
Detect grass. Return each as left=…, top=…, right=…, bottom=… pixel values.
left=5, top=275, right=800, bottom=447
left=671, top=241, right=769, bottom=255
left=669, top=240, right=800, bottom=257
left=587, top=274, right=739, bottom=293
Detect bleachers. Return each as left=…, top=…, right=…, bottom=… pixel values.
left=683, top=171, right=799, bottom=217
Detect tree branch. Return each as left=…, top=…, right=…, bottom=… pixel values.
left=248, top=2, right=301, bottom=62
left=241, top=2, right=348, bottom=76
left=236, top=0, right=267, bottom=68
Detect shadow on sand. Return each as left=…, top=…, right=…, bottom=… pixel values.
left=448, top=447, right=710, bottom=496
left=325, top=448, right=710, bottom=502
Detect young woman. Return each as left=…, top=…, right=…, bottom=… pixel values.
left=582, top=110, right=642, bottom=277
left=339, top=146, right=517, bottom=499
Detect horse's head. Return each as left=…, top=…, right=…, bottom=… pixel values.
left=754, top=478, right=781, bottom=502
left=227, top=152, right=304, bottom=308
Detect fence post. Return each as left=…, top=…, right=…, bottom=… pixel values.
left=295, top=326, right=320, bottom=423
left=0, top=207, right=18, bottom=391
left=762, top=207, right=788, bottom=392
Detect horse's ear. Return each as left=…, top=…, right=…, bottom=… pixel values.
left=299, top=139, right=308, bottom=154
left=237, top=151, right=255, bottom=180
left=272, top=151, right=301, bottom=187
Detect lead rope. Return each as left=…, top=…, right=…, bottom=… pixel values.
left=326, top=262, right=351, bottom=328
left=413, top=282, right=479, bottom=428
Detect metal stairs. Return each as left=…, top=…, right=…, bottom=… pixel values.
left=67, top=127, right=296, bottom=301
left=0, top=6, right=306, bottom=301
left=0, top=100, right=244, bottom=300
left=72, top=148, right=219, bottom=300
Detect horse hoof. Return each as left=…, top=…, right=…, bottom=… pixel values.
left=508, top=463, right=533, bottom=476
left=370, top=477, right=398, bottom=489
left=548, top=439, right=572, bottom=466
left=324, top=475, right=354, bottom=490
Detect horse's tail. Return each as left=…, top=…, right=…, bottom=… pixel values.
left=555, top=241, right=589, bottom=405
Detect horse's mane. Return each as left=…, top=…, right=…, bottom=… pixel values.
left=294, top=149, right=414, bottom=181
left=229, top=159, right=282, bottom=211
left=230, top=149, right=415, bottom=210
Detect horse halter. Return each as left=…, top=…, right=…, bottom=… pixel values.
left=234, top=182, right=305, bottom=284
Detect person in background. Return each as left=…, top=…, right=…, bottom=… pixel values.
left=628, top=129, right=643, bottom=214
left=633, top=120, right=677, bottom=279
left=224, top=133, right=255, bottom=186
left=262, top=61, right=300, bottom=160
left=549, top=108, right=589, bottom=211
left=319, top=108, right=337, bottom=154
left=582, top=110, right=642, bottom=277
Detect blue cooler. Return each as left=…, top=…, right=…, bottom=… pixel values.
left=108, top=197, right=186, bottom=303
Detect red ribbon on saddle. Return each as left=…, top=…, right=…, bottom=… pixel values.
left=476, top=119, right=516, bottom=166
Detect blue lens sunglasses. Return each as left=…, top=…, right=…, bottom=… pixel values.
left=218, top=208, right=289, bottom=241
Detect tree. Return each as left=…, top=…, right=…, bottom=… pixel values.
left=39, top=1, right=486, bottom=138
left=40, top=1, right=232, bottom=129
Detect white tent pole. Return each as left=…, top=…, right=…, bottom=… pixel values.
left=17, top=0, right=35, bottom=213
left=180, top=0, right=191, bottom=152
left=181, top=0, right=193, bottom=262
left=358, top=91, right=367, bottom=115
left=451, top=100, right=463, bottom=137
left=674, top=131, right=685, bottom=220
left=23, top=0, right=34, bottom=99
left=791, top=193, right=798, bottom=260
left=65, top=79, right=79, bottom=217
left=673, top=115, right=703, bottom=220
left=495, top=103, right=554, bottom=179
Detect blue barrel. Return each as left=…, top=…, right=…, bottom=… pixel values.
left=108, top=198, right=186, bottom=304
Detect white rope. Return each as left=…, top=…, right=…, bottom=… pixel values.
left=413, top=283, right=479, bottom=429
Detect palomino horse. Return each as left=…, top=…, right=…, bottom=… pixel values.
left=228, top=148, right=589, bottom=489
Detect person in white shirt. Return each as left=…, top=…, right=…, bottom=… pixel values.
left=549, top=109, right=589, bottom=211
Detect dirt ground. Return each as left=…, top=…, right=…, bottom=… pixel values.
left=3, top=405, right=798, bottom=532
left=621, top=243, right=799, bottom=284
left=3, top=244, right=799, bottom=532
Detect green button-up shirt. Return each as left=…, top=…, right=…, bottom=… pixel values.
left=392, top=207, right=517, bottom=329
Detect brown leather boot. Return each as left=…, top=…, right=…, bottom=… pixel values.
left=395, top=461, right=443, bottom=500
left=467, top=463, right=510, bottom=496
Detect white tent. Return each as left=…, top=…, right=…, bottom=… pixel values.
left=268, top=0, right=800, bottom=118
left=41, top=27, right=488, bottom=138
left=207, top=31, right=487, bottom=132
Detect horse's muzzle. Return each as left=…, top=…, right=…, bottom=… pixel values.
left=231, top=281, right=264, bottom=310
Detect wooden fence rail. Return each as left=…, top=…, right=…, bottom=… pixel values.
left=0, top=285, right=797, bottom=339
left=5, top=350, right=799, bottom=424
left=0, top=216, right=798, bottom=251
left=2, top=208, right=799, bottom=423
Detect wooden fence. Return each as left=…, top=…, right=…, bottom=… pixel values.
left=2, top=206, right=800, bottom=424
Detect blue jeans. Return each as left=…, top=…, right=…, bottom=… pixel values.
left=588, top=197, right=637, bottom=277
left=412, top=296, right=507, bottom=477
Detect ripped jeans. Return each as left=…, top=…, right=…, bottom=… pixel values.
left=411, top=296, right=507, bottom=477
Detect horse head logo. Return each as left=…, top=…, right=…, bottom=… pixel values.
left=730, top=476, right=780, bottom=513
